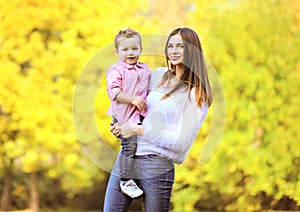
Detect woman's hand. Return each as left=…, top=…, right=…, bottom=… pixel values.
left=110, top=120, right=121, bottom=138
left=117, top=123, right=144, bottom=138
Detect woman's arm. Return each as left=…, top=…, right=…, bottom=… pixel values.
left=141, top=104, right=207, bottom=154
left=111, top=122, right=144, bottom=138
left=118, top=123, right=144, bottom=138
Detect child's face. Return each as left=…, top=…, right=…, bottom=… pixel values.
left=116, top=36, right=142, bottom=65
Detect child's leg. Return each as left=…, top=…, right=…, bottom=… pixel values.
left=139, top=114, right=145, bottom=124
left=120, top=136, right=137, bottom=180
left=112, top=115, right=136, bottom=180
left=119, top=136, right=143, bottom=198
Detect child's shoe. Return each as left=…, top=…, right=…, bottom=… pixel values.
left=120, top=179, right=143, bottom=198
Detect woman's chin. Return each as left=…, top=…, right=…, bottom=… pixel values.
left=171, top=61, right=182, bottom=66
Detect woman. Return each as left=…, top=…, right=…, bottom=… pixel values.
left=103, top=27, right=212, bottom=212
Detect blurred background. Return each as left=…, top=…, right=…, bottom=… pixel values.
left=1, top=0, right=300, bottom=211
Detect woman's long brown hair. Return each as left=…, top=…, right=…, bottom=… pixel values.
left=159, top=27, right=213, bottom=107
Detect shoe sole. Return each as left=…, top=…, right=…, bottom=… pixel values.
left=121, top=190, right=143, bottom=198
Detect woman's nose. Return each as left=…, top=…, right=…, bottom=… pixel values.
left=172, top=47, right=179, bottom=54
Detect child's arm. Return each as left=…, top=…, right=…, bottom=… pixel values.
left=106, top=65, right=147, bottom=111
left=115, top=91, right=146, bottom=111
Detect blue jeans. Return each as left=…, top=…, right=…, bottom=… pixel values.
left=103, top=153, right=175, bottom=212
left=119, top=135, right=137, bottom=180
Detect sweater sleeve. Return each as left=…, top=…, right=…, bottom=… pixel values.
left=177, top=102, right=208, bottom=159
left=178, top=88, right=208, bottom=156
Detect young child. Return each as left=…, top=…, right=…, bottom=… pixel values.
left=106, top=28, right=151, bottom=198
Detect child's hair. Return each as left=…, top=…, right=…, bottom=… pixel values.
left=114, top=28, right=142, bottom=50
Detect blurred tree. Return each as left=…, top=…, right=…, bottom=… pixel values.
left=0, top=0, right=144, bottom=210
left=1, top=0, right=299, bottom=211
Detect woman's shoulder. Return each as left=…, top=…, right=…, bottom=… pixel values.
left=152, top=67, right=168, bottom=73
left=149, top=67, right=168, bottom=89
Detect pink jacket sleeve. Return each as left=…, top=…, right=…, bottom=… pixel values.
left=106, top=66, right=123, bottom=100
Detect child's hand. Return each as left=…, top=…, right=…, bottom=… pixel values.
left=131, top=96, right=146, bottom=111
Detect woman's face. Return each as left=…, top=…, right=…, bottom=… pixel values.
left=167, top=33, right=184, bottom=66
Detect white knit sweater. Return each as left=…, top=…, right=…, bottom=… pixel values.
left=135, top=68, right=208, bottom=164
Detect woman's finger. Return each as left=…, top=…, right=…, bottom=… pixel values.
left=109, top=122, right=121, bottom=138
left=110, top=123, right=115, bottom=132
left=114, top=130, right=121, bottom=138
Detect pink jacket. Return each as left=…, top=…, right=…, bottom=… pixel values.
left=106, top=60, right=151, bottom=124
